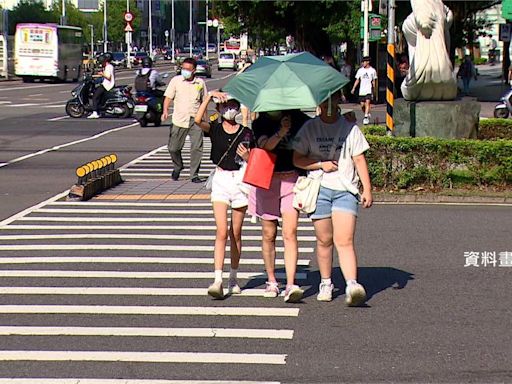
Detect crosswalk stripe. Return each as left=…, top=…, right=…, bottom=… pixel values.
left=0, top=326, right=294, bottom=339
left=1, top=225, right=314, bottom=231
left=0, top=287, right=294, bottom=297
left=0, top=305, right=300, bottom=316
left=0, top=380, right=280, bottom=384
left=0, top=244, right=314, bottom=252
left=0, top=257, right=310, bottom=266
left=0, top=234, right=316, bottom=242
left=17, top=216, right=312, bottom=223
left=35, top=209, right=233, bottom=214
left=0, top=351, right=287, bottom=364
left=48, top=201, right=214, bottom=207
left=0, top=270, right=307, bottom=280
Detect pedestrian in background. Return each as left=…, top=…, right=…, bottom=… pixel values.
left=293, top=90, right=373, bottom=306
left=457, top=55, right=477, bottom=96
left=351, top=56, right=377, bottom=125
left=162, top=58, right=208, bottom=182
left=88, top=52, right=115, bottom=119
left=194, top=91, right=255, bottom=299
left=249, top=109, right=310, bottom=303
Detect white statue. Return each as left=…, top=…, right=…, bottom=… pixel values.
left=401, top=0, right=457, bottom=101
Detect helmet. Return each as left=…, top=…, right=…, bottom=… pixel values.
left=103, top=52, right=113, bottom=63
left=141, top=56, right=153, bottom=68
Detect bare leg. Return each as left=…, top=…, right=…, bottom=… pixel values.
left=281, top=210, right=299, bottom=286
left=261, top=219, right=278, bottom=283
left=212, top=202, right=229, bottom=271
left=229, top=206, right=247, bottom=270
left=312, top=218, right=334, bottom=279
left=331, top=211, right=358, bottom=281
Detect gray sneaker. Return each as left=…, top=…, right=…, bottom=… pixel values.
left=207, top=281, right=224, bottom=299
left=345, top=282, right=366, bottom=307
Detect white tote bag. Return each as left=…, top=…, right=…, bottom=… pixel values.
left=292, top=173, right=322, bottom=214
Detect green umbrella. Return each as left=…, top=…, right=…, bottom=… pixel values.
left=223, top=52, right=349, bottom=112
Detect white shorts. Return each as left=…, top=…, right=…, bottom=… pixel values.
left=210, top=168, right=248, bottom=209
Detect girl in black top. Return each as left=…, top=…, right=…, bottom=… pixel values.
left=194, top=91, right=255, bottom=300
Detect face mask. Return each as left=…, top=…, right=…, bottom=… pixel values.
left=267, top=111, right=282, bottom=120
left=181, top=69, right=193, bottom=80
left=221, top=107, right=239, bottom=121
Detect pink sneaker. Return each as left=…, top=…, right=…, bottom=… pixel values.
left=263, top=281, right=279, bottom=298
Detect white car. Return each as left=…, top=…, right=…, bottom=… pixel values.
left=218, top=52, right=238, bottom=71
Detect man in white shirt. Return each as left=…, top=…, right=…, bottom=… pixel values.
left=351, top=56, right=377, bottom=125
left=88, top=52, right=115, bottom=119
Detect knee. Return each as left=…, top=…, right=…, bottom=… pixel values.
left=216, top=228, right=229, bottom=242
left=261, top=229, right=276, bottom=244
left=317, top=236, right=333, bottom=249
left=335, top=236, right=354, bottom=249
left=281, top=228, right=297, bottom=243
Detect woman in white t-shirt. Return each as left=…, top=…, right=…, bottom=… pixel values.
left=88, top=52, right=115, bottom=119
left=292, top=90, right=373, bottom=306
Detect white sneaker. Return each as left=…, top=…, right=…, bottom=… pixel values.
left=263, top=281, right=280, bottom=298
left=284, top=284, right=304, bottom=303
left=207, top=281, right=224, bottom=299
left=228, top=279, right=241, bottom=295
left=317, top=282, right=334, bottom=302
left=345, top=282, right=367, bottom=307
left=87, top=112, right=99, bottom=119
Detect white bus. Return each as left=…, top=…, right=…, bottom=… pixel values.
left=14, top=23, right=83, bottom=83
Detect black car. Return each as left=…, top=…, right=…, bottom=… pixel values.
left=111, top=52, right=127, bottom=68
left=132, top=52, right=149, bottom=66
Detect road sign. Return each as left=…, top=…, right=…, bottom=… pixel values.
left=124, top=12, right=134, bottom=23
left=499, top=23, right=511, bottom=42
left=124, top=23, right=133, bottom=33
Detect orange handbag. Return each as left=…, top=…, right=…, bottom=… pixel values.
left=242, top=148, right=277, bottom=190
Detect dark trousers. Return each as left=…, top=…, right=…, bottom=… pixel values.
left=92, top=85, right=107, bottom=112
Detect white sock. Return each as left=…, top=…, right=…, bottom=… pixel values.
left=214, top=270, right=223, bottom=283
left=321, top=278, right=332, bottom=286
left=229, top=268, right=238, bottom=281
left=346, top=279, right=357, bottom=286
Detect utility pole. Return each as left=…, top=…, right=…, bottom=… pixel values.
left=61, top=0, right=66, bottom=25
left=88, top=24, right=94, bottom=61
left=386, top=0, right=396, bottom=134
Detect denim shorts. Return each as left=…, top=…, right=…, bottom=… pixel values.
left=309, top=186, right=359, bottom=219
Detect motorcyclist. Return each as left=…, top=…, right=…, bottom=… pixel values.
left=88, top=52, right=115, bottom=119
left=135, top=57, right=165, bottom=97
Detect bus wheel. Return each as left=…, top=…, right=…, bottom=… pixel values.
left=66, top=102, right=85, bottom=118
left=22, top=77, right=34, bottom=83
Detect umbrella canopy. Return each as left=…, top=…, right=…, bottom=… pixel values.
left=223, top=52, right=349, bottom=112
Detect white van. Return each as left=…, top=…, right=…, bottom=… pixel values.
left=218, top=51, right=237, bottom=71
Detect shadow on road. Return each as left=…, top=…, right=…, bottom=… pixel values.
left=303, top=267, right=415, bottom=303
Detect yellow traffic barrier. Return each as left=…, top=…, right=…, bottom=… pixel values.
left=67, top=153, right=123, bottom=201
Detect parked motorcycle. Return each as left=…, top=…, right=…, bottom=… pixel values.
left=494, top=87, right=512, bottom=118
left=65, top=73, right=135, bottom=119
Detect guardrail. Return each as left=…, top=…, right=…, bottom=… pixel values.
left=67, top=154, right=123, bottom=201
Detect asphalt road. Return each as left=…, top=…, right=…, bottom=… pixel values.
left=0, top=64, right=511, bottom=383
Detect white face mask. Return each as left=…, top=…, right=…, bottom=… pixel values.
left=181, top=69, right=193, bottom=80
left=221, top=107, right=239, bottom=121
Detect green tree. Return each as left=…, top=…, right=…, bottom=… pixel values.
left=7, top=0, right=56, bottom=34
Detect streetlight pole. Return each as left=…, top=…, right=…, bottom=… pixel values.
left=148, top=0, right=153, bottom=58
left=386, top=0, right=396, bottom=134
left=363, top=0, right=370, bottom=56
left=171, top=0, right=175, bottom=63
left=61, top=0, right=66, bottom=25
left=103, top=0, right=107, bottom=53
left=205, top=0, right=209, bottom=60
left=88, top=24, right=94, bottom=60
left=126, top=0, right=131, bottom=69
left=189, top=0, right=193, bottom=56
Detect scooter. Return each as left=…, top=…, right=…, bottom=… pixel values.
left=134, top=73, right=169, bottom=127
left=65, top=73, right=135, bottom=119
left=134, top=89, right=165, bottom=127
left=494, top=87, right=512, bottom=118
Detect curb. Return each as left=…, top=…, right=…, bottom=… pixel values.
left=373, top=192, right=511, bottom=205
